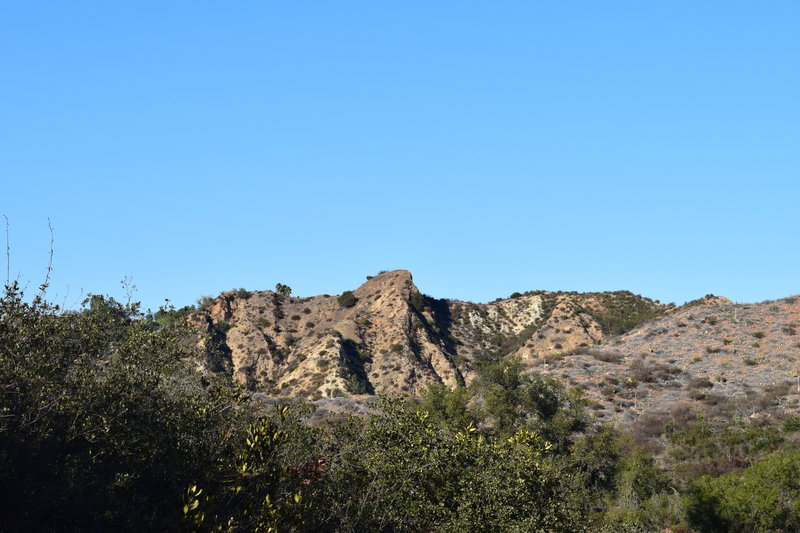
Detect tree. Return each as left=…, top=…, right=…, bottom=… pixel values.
left=275, top=283, right=292, bottom=297
left=687, top=447, right=800, bottom=532
left=315, top=398, right=588, bottom=532
left=0, top=283, right=248, bottom=531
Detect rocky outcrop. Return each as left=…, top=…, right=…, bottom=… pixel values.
left=193, top=270, right=465, bottom=398
left=191, top=272, right=800, bottom=425
left=192, top=271, right=671, bottom=399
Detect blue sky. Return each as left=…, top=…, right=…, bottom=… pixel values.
left=1, top=2, right=798, bottom=311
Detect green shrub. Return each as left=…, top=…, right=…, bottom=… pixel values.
left=234, top=288, right=252, bottom=300
left=337, top=291, right=358, bottom=308
left=197, top=295, right=215, bottom=311
left=410, top=290, right=426, bottom=313
left=0, top=284, right=250, bottom=531
left=687, top=448, right=800, bottom=532
left=317, top=398, right=588, bottom=531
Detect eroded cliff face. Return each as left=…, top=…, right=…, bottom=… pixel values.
left=193, top=270, right=464, bottom=398
left=192, top=270, right=670, bottom=400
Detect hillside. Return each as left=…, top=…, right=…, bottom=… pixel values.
left=5, top=274, right=800, bottom=531
left=191, top=270, right=800, bottom=426
left=192, top=272, right=650, bottom=392
left=539, top=294, right=800, bottom=425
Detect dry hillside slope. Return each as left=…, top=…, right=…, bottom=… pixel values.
left=192, top=270, right=678, bottom=404
left=536, top=294, right=800, bottom=424
left=191, top=271, right=800, bottom=427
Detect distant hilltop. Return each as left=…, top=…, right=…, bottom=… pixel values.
left=190, top=270, right=800, bottom=425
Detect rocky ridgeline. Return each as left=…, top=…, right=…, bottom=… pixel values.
left=193, top=270, right=463, bottom=399
left=191, top=270, right=673, bottom=402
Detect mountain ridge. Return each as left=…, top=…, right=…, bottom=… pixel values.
left=189, top=270, right=800, bottom=425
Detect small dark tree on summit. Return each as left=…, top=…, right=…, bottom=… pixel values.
left=275, top=283, right=291, bottom=297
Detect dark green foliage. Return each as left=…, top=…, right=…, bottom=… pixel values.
left=316, top=398, right=589, bottom=532
left=409, top=290, right=426, bottom=313
left=184, top=404, right=321, bottom=532
left=687, top=447, right=800, bottom=532
left=419, top=385, right=475, bottom=430
left=337, top=291, right=357, bottom=308
left=153, top=304, right=196, bottom=328
left=235, top=288, right=252, bottom=299
left=275, top=283, right=292, bottom=297
left=471, top=357, right=587, bottom=448
left=570, top=426, right=629, bottom=491
left=0, top=283, right=248, bottom=531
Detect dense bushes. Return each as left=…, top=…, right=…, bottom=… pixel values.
left=0, top=285, right=590, bottom=531
left=2, top=283, right=799, bottom=532
left=315, top=398, right=588, bottom=532
left=687, top=447, right=800, bottom=532
left=0, top=284, right=247, bottom=531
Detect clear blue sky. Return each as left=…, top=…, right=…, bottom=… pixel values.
left=2, top=2, right=798, bottom=311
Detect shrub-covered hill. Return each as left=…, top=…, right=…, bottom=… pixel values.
left=3, top=281, right=800, bottom=532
